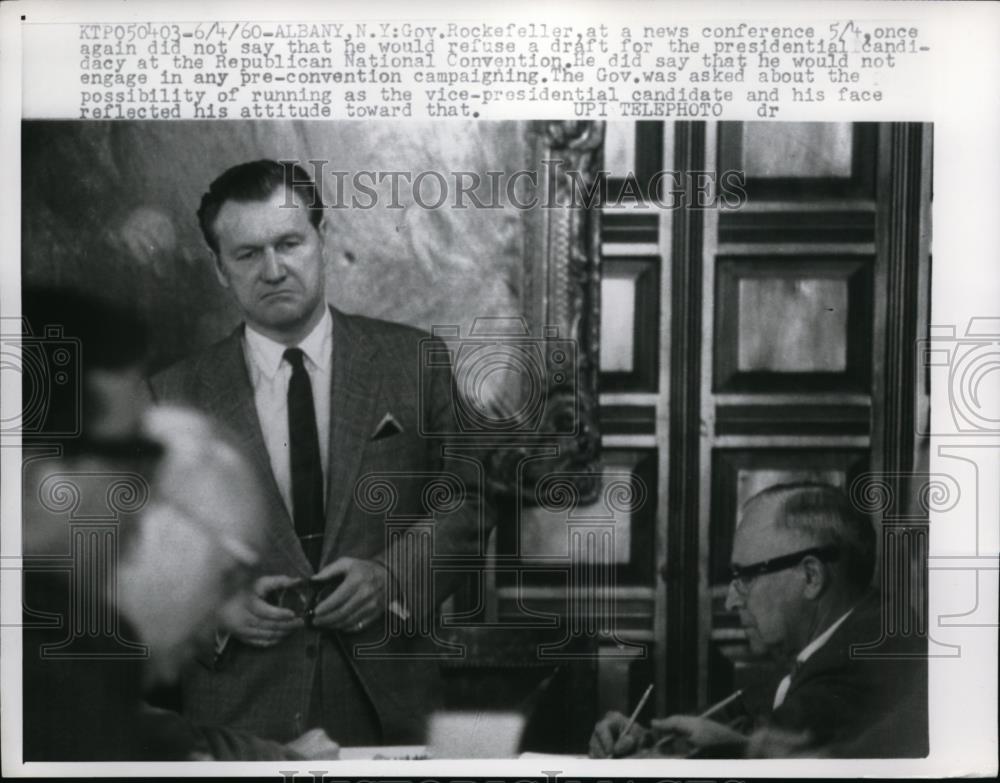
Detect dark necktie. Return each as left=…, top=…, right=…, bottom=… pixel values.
left=284, top=347, right=324, bottom=570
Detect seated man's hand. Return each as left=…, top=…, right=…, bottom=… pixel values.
left=310, top=557, right=387, bottom=633
left=588, top=710, right=650, bottom=758
left=284, top=728, right=341, bottom=760
left=650, top=715, right=747, bottom=751
left=218, top=574, right=304, bottom=647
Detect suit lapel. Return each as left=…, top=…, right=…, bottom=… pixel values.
left=200, top=327, right=313, bottom=575
left=784, top=598, right=873, bottom=701
left=322, top=308, right=381, bottom=562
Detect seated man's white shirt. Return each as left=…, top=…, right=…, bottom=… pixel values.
left=772, top=606, right=855, bottom=710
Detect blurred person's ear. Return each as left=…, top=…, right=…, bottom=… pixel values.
left=85, top=367, right=153, bottom=441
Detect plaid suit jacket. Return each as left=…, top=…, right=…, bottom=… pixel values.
left=150, top=307, right=483, bottom=743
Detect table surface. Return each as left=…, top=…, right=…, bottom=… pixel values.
left=336, top=747, right=589, bottom=760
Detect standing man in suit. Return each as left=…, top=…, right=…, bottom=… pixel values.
left=589, top=483, right=927, bottom=758
left=150, top=160, right=482, bottom=746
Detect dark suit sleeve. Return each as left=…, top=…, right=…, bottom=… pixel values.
left=190, top=723, right=306, bottom=761
left=770, top=667, right=870, bottom=746
left=139, top=706, right=305, bottom=760
left=771, top=597, right=928, bottom=755
left=377, top=336, right=486, bottom=626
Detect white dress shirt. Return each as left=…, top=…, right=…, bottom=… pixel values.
left=243, top=308, right=333, bottom=518
left=772, top=606, right=855, bottom=710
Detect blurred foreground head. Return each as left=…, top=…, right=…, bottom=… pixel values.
left=21, top=402, right=270, bottom=759
left=118, top=404, right=268, bottom=682
left=20, top=288, right=267, bottom=680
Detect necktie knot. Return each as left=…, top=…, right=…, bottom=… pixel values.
left=284, top=347, right=306, bottom=371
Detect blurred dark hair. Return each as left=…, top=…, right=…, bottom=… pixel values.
left=20, top=287, right=153, bottom=451
left=196, top=159, right=325, bottom=254
left=21, top=286, right=149, bottom=371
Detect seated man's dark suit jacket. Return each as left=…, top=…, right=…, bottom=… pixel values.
left=23, top=575, right=302, bottom=761
left=150, top=307, right=483, bottom=744
left=768, top=590, right=928, bottom=757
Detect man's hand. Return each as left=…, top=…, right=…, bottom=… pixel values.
left=218, top=574, right=304, bottom=647
left=650, top=715, right=747, bottom=750
left=588, top=710, right=649, bottom=758
left=284, top=728, right=341, bottom=760
left=310, top=557, right=387, bottom=632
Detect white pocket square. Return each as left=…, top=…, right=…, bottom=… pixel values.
left=371, top=412, right=403, bottom=440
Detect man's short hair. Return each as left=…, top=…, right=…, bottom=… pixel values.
left=743, top=482, right=877, bottom=593
left=196, top=159, right=325, bottom=254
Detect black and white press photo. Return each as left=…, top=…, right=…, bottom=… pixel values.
left=1, top=1, right=998, bottom=779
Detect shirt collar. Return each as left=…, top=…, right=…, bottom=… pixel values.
left=796, top=605, right=855, bottom=665
left=244, top=307, right=332, bottom=379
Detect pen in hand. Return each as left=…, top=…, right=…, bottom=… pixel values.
left=696, top=688, right=745, bottom=721
left=616, top=683, right=654, bottom=755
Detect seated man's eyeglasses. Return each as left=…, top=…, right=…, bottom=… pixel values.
left=729, top=544, right=839, bottom=595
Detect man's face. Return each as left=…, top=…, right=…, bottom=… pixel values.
left=725, top=495, right=813, bottom=659
left=212, top=187, right=327, bottom=344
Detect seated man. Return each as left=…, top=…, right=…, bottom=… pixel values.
left=590, top=483, right=927, bottom=759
